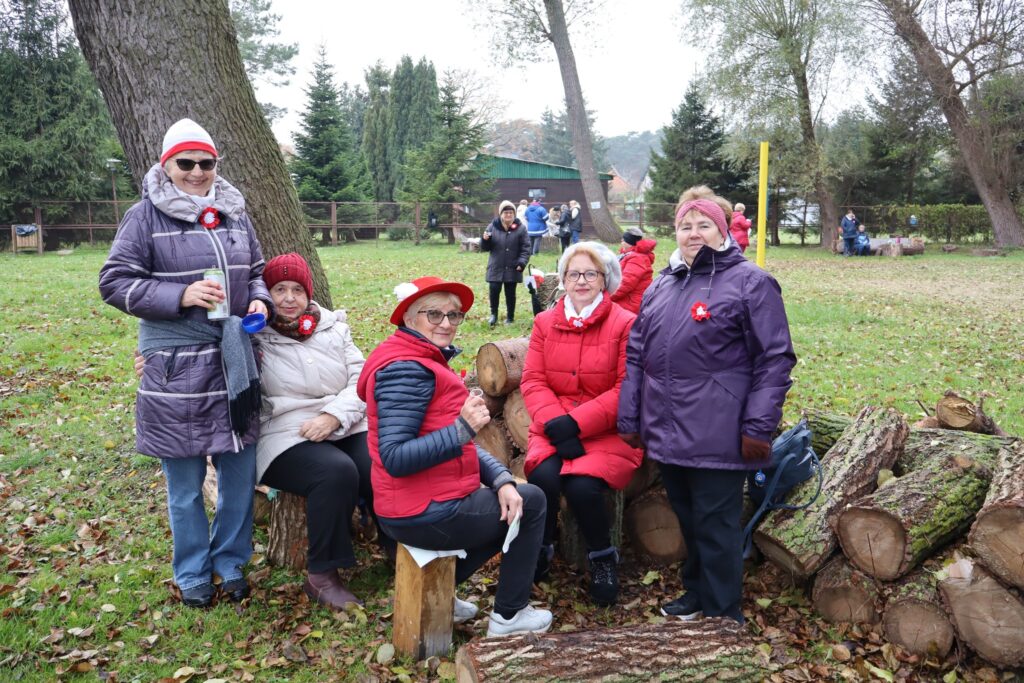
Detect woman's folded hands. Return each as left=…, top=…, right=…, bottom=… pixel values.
left=544, top=414, right=585, bottom=460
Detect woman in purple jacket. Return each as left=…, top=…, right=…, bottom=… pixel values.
left=617, top=185, right=795, bottom=623
left=99, top=119, right=272, bottom=608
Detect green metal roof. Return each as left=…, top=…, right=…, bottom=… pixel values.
left=477, top=154, right=613, bottom=181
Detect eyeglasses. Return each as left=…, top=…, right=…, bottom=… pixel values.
left=564, top=270, right=603, bottom=283
left=174, top=158, right=218, bottom=172
left=418, top=309, right=466, bottom=325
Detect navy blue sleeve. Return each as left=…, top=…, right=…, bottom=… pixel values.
left=374, top=361, right=466, bottom=477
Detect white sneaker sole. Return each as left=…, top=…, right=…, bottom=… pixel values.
left=660, top=608, right=703, bottom=621
left=486, top=622, right=552, bottom=638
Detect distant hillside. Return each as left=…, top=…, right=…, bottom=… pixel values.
left=604, top=130, right=662, bottom=188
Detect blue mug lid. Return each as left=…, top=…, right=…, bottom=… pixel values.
left=241, top=312, right=266, bottom=334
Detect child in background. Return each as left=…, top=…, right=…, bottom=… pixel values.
left=854, top=224, right=872, bottom=256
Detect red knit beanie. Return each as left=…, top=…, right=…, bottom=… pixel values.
left=263, top=253, right=313, bottom=300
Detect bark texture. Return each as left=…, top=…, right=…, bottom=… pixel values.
left=624, top=488, right=686, bottom=565
left=454, top=618, right=765, bottom=682
left=502, top=389, right=531, bottom=451
left=882, top=569, right=955, bottom=658
left=811, top=556, right=882, bottom=625
left=475, top=338, right=529, bottom=397
left=895, top=428, right=1008, bottom=474
left=542, top=0, right=618, bottom=242
left=803, top=409, right=852, bottom=457
left=968, top=440, right=1024, bottom=589
left=622, top=457, right=661, bottom=502
left=940, top=559, right=1024, bottom=668
left=67, top=0, right=332, bottom=306
left=267, top=491, right=307, bottom=571
left=754, top=406, right=908, bottom=579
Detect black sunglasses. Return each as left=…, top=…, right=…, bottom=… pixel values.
left=174, top=158, right=218, bottom=172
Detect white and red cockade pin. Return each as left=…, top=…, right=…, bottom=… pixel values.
left=297, top=314, right=317, bottom=336
left=199, top=207, right=220, bottom=230
left=690, top=301, right=711, bottom=322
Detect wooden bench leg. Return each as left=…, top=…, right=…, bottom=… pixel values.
left=393, top=544, right=455, bottom=660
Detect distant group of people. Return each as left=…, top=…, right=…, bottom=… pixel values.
left=100, top=118, right=795, bottom=639
left=840, top=209, right=873, bottom=256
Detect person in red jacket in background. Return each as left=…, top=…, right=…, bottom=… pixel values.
left=729, top=202, right=752, bottom=253
left=521, top=241, right=643, bottom=607
left=611, top=227, right=656, bottom=314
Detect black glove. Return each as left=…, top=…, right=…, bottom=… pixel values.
left=555, top=436, right=585, bottom=460
left=544, top=415, right=580, bottom=444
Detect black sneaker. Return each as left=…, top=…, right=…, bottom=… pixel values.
left=660, top=592, right=702, bottom=621
left=587, top=547, right=619, bottom=607
left=534, top=544, right=554, bottom=584
left=180, top=582, right=214, bottom=608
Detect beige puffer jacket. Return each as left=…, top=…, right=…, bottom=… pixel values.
left=255, top=306, right=368, bottom=481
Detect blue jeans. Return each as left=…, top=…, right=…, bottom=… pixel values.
left=570, top=230, right=581, bottom=244
left=842, top=237, right=855, bottom=256
left=161, top=445, right=256, bottom=590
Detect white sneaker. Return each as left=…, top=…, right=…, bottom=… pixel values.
left=486, top=605, right=553, bottom=637
left=454, top=597, right=478, bottom=624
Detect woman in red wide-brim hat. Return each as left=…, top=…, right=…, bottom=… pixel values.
left=356, top=277, right=553, bottom=637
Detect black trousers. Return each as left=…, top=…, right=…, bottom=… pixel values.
left=380, top=485, right=546, bottom=616
left=260, top=432, right=375, bottom=573
left=488, top=281, right=517, bottom=319
left=527, top=455, right=611, bottom=552
left=658, top=463, right=746, bottom=621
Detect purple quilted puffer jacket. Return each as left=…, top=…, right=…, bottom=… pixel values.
left=99, top=164, right=272, bottom=459
left=617, top=243, right=796, bottom=470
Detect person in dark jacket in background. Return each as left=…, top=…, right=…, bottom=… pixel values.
left=555, top=203, right=572, bottom=252
left=524, top=199, right=550, bottom=255
left=618, top=185, right=796, bottom=624
left=611, top=227, right=656, bottom=314
left=356, top=277, right=552, bottom=637
left=840, top=209, right=859, bottom=257
left=481, top=200, right=531, bottom=327
left=566, top=200, right=583, bottom=244
left=99, top=118, right=272, bottom=608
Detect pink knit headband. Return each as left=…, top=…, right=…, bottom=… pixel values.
left=675, top=199, right=728, bottom=239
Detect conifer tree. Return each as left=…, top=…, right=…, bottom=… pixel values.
left=387, top=56, right=439, bottom=199
left=361, top=62, right=393, bottom=201
left=539, top=105, right=607, bottom=169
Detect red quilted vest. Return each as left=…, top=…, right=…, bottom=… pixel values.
left=357, top=329, right=479, bottom=518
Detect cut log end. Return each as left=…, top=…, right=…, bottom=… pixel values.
left=941, top=562, right=1024, bottom=668
left=812, top=557, right=881, bottom=625
left=836, top=508, right=906, bottom=580
left=475, top=338, right=529, bottom=397
left=882, top=601, right=954, bottom=658
left=969, top=506, right=1024, bottom=589
left=624, top=489, right=686, bottom=565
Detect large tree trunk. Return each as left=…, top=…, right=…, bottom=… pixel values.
left=542, top=0, right=618, bottom=242
left=67, top=0, right=333, bottom=307
left=969, top=441, right=1024, bottom=589
left=754, top=406, right=908, bottom=579
left=811, top=556, right=882, bottom=625
left=939, top=558, right=1024, bottom=668
left=882, top=568, right=955, bottom=658
left=835, top=449, right=992, bottom=580
left=875, top=0, right=1024, bottom=248
left=454, top=618, right=764, bottom=682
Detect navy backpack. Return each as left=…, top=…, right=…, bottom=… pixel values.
left=743, top=418, right=822, bottom=553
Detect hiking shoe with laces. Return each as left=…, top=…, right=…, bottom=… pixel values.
left=454, top=597, right=478, bottom=624
left=660, top=592, right=703, bottom=621
left=486, top=605, right=553, bottom=637
left=587, top=547, right=619, bottom=607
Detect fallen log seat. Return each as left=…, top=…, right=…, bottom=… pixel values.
left=625, top=488, right=686, bottom=565
left=454, top=618, right=765, bottom=682
left=393, top=544, right=456, bottom=660
left=267, top=490, right=308, bottom=571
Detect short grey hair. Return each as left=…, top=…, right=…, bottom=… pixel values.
left=557, top=241, right=621, bottom=294
left=403, top=291, right=462, bottom=327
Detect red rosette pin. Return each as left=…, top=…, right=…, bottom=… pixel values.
left=690, top=301, right=711, bottom=322
left=297, top=314, right=317, bottom=336
left=199, top=207, right=220, bottom=230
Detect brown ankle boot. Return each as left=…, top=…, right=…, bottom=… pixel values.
left=303, top=570, right=361, bottom=610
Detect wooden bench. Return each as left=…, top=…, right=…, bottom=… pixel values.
left=392, top=544, right=456, bottom=660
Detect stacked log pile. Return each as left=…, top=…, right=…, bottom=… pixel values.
left=782, top=397, right=1021, bottom=666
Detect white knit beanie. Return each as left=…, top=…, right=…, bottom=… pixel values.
left=161, top=118, right=218, bottom=164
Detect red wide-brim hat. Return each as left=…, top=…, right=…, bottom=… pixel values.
left=390, top=276, right=475, bottom=326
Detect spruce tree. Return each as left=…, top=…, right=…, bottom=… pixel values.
left=361, top=62, right=393, bottom=201
left=388, top=56, right=438, bottom=198
left=646, top=83, right=742, bottom=207
left=289, top=47, right=369, bottom=217
left=539, top=106, right=608, bottom=170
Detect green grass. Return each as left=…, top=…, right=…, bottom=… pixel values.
left=1, top=239, right=1022, bottom=681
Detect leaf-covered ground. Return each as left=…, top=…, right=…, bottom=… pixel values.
left=1, top=240, right=1022, bottom=682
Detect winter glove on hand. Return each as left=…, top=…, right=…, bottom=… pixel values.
left=741, top=434, right=771, bottom=462
left=544, top=415, right=580, bottom=444
left=555, top=436, right=586, bottom=460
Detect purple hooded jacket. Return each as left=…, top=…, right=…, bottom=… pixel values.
left=617, top=243, right=795, bottom=470
left=99, top=164, right=272, bottom=459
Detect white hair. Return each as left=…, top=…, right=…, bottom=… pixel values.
left=557, top=241, right=622, bottom=294
left=402, top=292, right=462, bottom=327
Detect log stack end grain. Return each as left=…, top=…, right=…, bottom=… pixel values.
left=475, top=338, right=530, bottom=397
left=968, top=440, right=1024, bottom=589
left=882, top=569, right=955, bottom=658
left=940, top=560, right=1024, bottom=668
left=812, top=556, right=882, bottom=624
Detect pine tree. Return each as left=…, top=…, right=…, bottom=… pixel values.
left=361, top=62, right=393, bottom=201
left=290, top=47, right=369, bottom=208
left=398, top=72, right=494, bottom=241
left=646, top=83, right=742, bottom=207
left=0, top=0, right=121, bottom=226
left=229, top=0, right=297, bottom=123
left=539, top=106, right=608, bottom=170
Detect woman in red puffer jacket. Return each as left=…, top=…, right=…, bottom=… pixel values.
left=610, top=227, right=656, bottom=314
left=521, top=241, right=642, bottom=607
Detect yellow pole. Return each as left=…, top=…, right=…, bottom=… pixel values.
left=756, top=141, right=769, bottom=268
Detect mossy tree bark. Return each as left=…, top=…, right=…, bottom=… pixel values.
left=968, top=440, right=1024, bottom=589
left=811, top=556, right=882, bottom=624
left=455, top=618, right=765, bottom=682
left=68, top=0, right=332, bottom=307
left=754, top=406, right=908, bottom=579
left=882, top=568, right=955, bottom=658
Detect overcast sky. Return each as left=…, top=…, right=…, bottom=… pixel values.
left=261, top=0, right=701, bottom=146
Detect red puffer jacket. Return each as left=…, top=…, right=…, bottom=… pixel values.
left=611, top=239, right=656, bottom=313
left=521, top=296, right=642, bottom=489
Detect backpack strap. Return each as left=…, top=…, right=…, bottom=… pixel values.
left=741, top=447, right=823, bottom=556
